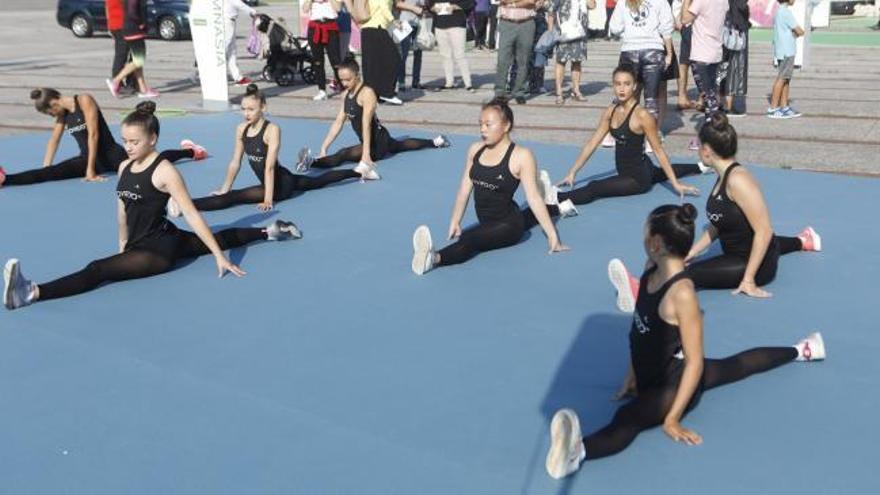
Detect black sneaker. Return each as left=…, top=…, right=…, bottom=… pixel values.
left=515, top=96, right=527, bottom=105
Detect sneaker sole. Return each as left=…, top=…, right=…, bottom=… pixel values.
left=411, top=226, right=432, bottom=275
left=811, top=332, right=826, bottom=360
left=4, top=259, right=19, bottom=310
left=539, top=170, right=556, bottom=205
left=807, top=227, right=822, bottom=252
left=608, top=258, right=636, bottom=313
left=546, top=409, right=582, bottom=479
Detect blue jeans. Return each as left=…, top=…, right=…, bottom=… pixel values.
left=397, top=21, right=423, bottom=88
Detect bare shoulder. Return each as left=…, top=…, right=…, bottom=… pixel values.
left=235, top=121, right=249, bottom=137
left=466, top=140, right=483, bottom=157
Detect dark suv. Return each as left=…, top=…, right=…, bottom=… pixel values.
left=56, top=0, right=192, bottom=41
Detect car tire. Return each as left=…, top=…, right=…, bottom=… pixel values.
left=158, top=16, right=181, bottom=41
left=70, top=13, right=93, bottom=38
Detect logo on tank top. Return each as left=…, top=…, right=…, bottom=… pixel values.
left=496, top=174, right=504, bottom=180
left=67, top=122, right=86, bottom=134
left=707, top=211, right=723, bottom=222
left=117, top=190, right=142, bottom=201
left=633, top=310, right=650, bottom=334
left=473, top=180, right=500, bottom=191
left=247, top=154, right=264, bottom=163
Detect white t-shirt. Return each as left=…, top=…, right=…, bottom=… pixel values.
left=310, top=0, right=340, bottom=20
left=226, top=0, right=256, bottom=20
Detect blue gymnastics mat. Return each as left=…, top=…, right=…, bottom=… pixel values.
left=0, top=113, right=877, bottom=494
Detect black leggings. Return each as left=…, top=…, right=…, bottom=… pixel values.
left=192, top=169, right=360, bottom=211
left=4, top=148, right=195, bottom=186
left=583, top=346, right=798, bottom=460
left=686, top=236, right=802, bottom=289
left=437, top=203, right=563, bottom=266
left=311, top=137, right=436, bottom=169
left=38, top=228, right=266, bottom=301
left=558, top=163, right=701, bottom=206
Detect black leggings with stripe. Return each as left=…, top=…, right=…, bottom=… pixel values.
left=3, top=149, right=195, bottom=186
left=38, top=227, right=266, bottom=301
left=583, top=346, right=798, bottom=460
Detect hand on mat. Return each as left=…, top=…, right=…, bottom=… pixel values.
left=257, top=201, right=273, bottom=212
left=663, top=420, right=703, bottom=445
left=732, top=280, right=772, bottom=298
left=673, top=182, right=700, bottom=198
left=216, top=256, right=246, bottom=278
left=548, top=239, right=570, bottom=254
left=557, top=173, right=576, bottom=189
left=210, top=186, right=229, bottom=196
left=83, top=174, right=106, bottom=182
left=361, top=156, right=376, bottom=167
left=448, top=223, right=461, bottom=240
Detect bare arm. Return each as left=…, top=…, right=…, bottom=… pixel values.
left=359, top=87, right=379, bottom=164
left=680, top=0, right=695, bottom=26
left=516, top=148, right=566, bottom=252
left=42, top=117, right=66, bottom=167
left=561, top=106, right=613, bottom=185
left=78, top=94, right=103, bottom=180
left=154, top=162, right=246, bottom=277
left=447, top=143, right=479, bottom=238
left=320, top=99, right=348, bottom=156
left=608, top=1, right=625, bottom=35
left=793, top=25, right=805, bottom=37
left=728, top=170, right=774, bottom=295
left=685, top=225, right=717, bottom=262
left=259, top=123, right=281, bottom=210
left=117, top=198, right=128, bottom=253
left=395, top=0, right=423, bottom=13
left=639, top=109, right=699, bottom=197
left=218, top=124, right=248, bottom=193
left=342, top=0, right=371, bottom=24
left=662, top=281, right=704, bottom=445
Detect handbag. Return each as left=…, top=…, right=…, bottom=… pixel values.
left=722, top=20, right=745, bottom=51
left=416, top=16, right=436, bottom=50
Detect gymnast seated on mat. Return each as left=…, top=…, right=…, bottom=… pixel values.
left=167, top=84, right=376, bottom=217
left=542, top=65, right=703, bottom=207
left=3, top=102, right=301, bottom=310
left=411, top=98, right=574, bottom=275
left=0, top=88, right=205, bottom=188
left=295, top=57, right=450, bottom=173
left=545, top=203, right=826, bottom=480
left=607, top=113, right=822, bottom=311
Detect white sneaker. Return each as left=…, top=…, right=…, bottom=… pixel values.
left=380, top=96, right=403, bottom=105
left=645, top=139, right=653, bottom=154
left=4, top=259, right=36, bottom=310
left=312, top=90, right=328, bottom=101
left=433, top=135, right=451, bottom=148
left=797, top=226, right=822, bottom=252
left=608, top=258, right=638, bottom=313
left=538, top=169, right=558, bottom=205
left=697, top=161, right=713, bottom=174
left=559, top=199, right=579, bottom=218
left=354, top=161, right=381, bottom=181
left=411, top=225, right=434, bottom=275
left=296, top=147, right=314, bottom=173
left=166, top=197, right=182, bottom=218
left=545, top=408, right=586, bottom=479
left=601, top=133, right=615, bottom=148
left=794, top=332, right=826, bottom=361
left=266, top=220, right=302, bottom=240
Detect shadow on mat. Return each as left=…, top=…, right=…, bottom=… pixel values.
left=175, top=211, right=280, bottom=269
left=520, top=313, right=632, bottom=495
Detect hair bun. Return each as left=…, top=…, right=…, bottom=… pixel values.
left=677, top=203, right=698, bottom=225
left=30, top=89, right=42, bottom=100
left=135, top=101, right=156, bottom=115
left=709, top=111, right=729, bottom=130
left=245, top=83, right=259, bottom=95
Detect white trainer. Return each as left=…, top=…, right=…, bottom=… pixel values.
left=794, top=332, right=826, bottom=361
left=559, top=199, right=579, bottom=218
left=545, top=408, right=586, bottom=479
left=608, top=258, right=638, bottom=313
left=411, top=225, right=434, bottom=275
left=166, top=197, right=182, bottom=218
left=296, top=147, right=314, bottom=173
left=538, top=169, right=558, bottom=205
left=354, top=161, right=381, bottom=181
left=4, top=259, right=36, bottom=310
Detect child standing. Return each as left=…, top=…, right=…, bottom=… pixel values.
left=768, top=0, right=804, bottom=119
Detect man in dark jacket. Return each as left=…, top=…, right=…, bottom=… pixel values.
left=106, top=0, right=158, bottom=98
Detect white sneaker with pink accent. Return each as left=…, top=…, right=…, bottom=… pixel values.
left=797, top=226, right=822, bottom=252
left=794, top=332, right=826, bottom=362
left=608, top=258, right=639, bottom=313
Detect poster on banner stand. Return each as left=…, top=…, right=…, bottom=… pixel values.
left=189, top=0, right=229, bottom=110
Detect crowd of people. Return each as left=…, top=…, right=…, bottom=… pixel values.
left=0, top=0, right=829, bottom=485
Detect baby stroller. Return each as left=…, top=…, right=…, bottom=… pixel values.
left=255, top=14, right=315, bottom=87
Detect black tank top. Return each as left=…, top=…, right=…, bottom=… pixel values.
left=610, top=103, right=651, bottom=175
left=470, top=143, right=520, bottom=223
left=629, top=266, right=690, bottom=390
left=116, top=154, right=177, bottom=248
left=65, top=95, right=126, bottom=169
left=242, top=119, right=289, bottom=184
left=705, top=163, right=776, bottom=259
left=345, top=84, right=386, bottom=143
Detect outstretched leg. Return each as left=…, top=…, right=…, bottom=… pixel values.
left=650, top=163, right=703, bottom=184
left=3, top=156, right=87, bottom=186
left=557, top=174, right=650, bottom=206
left=311, top=144, right=364, bottom=169
left=292, top=169, right=361, bottom=191
left=191, top=185, right=266, bottom=211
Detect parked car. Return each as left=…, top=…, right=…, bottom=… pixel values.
left=56, top=0, right=191, bottom=41
left=830, top=0, right=875, bottom=16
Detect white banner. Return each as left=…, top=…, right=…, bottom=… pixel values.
left=189, top=0, right=229, bottom=110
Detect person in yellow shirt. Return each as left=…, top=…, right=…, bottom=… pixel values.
left=343, top=0, right=403, bottom=104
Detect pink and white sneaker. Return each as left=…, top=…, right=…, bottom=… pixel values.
left=797, top=226, right=822, bottom=252
left=794, top=332, right=826, bottom=362
left=0, top=166, right=6, bottom=187
left=608, top=258, right=639, bottom=313
left=138, top=88, right=160, bottom=98
left=180, top=139, right=208, bottom=161
left=106, top=78, right=121, bottom=98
